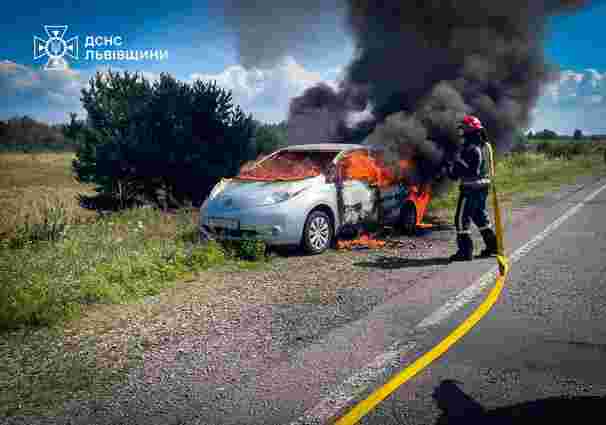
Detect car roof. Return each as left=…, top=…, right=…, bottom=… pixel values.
left=278, top=143, right=369, bottom=152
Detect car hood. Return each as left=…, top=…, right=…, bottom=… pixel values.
left=208, top=176, right=323, bottom=210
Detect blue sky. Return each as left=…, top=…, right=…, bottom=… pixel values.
left=1, top=1, right=605, bottom=133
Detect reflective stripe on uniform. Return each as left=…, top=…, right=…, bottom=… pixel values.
left=475, top=146, right=482, bottom=176
left=462, top=178, right=491, bottom=185
left=457, top=230, right=471, bottom=234
left=486, top=142, right=495, bottom=178
left=478, top=225, right=492, bottom=231
left=457, top=196, right=467, bottom=230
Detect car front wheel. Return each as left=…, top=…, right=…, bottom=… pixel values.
left=302, top=210, right=333, bottom=254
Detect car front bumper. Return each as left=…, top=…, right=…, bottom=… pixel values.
left=199, top=198, right=308, bottom=245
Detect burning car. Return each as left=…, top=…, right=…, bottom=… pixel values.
left=199, top=144, right=431, bottom=254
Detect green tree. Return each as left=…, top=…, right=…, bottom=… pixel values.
left=535, top=129, right=558, bottom=140
left=73, top=70, right=255, bottom=209
left=510, top=128, right=529, bottom=153
left=252, top=121, right=288, bottom=155
left=573, top=129, right=583, bottom=140
left=61, top=113, right=86, bottom=144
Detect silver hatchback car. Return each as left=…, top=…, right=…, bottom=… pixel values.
left=199, top=144, right=427, bottom=254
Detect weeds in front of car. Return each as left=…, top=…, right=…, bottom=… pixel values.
left=221, top=239, right=268, bottom=261
left=0, top=203, right=272, bottom=331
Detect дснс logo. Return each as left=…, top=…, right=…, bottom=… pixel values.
left=34, top=25, right=78, bottom=70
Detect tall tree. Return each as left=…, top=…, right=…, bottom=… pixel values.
left=73, top=70, right=256, bottom=209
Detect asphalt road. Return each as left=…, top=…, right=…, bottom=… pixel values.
left=360, top=176, right=606, bottom=424
left=5, top=176, right=606, bottom=425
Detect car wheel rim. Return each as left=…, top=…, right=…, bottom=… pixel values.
left=309, top=216, right=330, bottom=250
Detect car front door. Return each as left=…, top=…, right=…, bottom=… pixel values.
left=336, top=149, right=378, bottom=227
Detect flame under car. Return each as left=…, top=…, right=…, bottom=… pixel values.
left=199, top=144, right=431, bottom=254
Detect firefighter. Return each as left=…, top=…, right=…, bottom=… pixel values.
left=446, top=115, right=498, bottom=261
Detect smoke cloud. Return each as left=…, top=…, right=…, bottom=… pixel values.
left=224, top=0, right=593, bottom=183
left=222, top=0, right=347, bottom=69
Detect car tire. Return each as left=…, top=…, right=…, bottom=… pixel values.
left=301, top=210, right=334, bottom=254
left=399, top=201, right=417, bottom=236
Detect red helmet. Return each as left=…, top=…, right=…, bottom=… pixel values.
left=458, top=115, right=484, bottom=134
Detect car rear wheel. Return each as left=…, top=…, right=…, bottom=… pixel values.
left=399, top=201, right=417, bottom=236
left=302, top=210, right=334, bottom=254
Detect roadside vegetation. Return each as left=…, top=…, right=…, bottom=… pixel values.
left=0, top=180, right=267, bottom=332
left=0, top=150, right=268, bottom=416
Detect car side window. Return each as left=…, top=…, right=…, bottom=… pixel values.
left=338, top=149, right=377, bottom=184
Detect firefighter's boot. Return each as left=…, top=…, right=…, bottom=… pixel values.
left=449, top=234, right=473, bottom=262
left=478, top=228, right=498, bottom=258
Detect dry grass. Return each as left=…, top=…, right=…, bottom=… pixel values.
left=0, top=152, right=97, bottom=238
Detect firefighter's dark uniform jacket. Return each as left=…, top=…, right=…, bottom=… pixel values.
left=448, top=140, right=495, bottom=235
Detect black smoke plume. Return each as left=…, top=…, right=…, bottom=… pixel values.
left=287, top=82, right=370, bottom=145
left=224, top=0, right=593, bottom=183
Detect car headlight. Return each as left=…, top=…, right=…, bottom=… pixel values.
left=263, top=187, right=308, bottom=205
left=208, top=179, right=229, bottom=201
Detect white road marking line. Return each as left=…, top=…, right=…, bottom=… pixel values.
left=290, top=342, right=416, bottom=425
left=418, top=180, right=606, bottom=329
left=290, top=180, right=606, bottom=425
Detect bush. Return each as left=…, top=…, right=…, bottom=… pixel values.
left=221, top=239, right=267, bottom=261
left=535, top=141, right=591, bottom=161
left=73, top=71, right=257, bottom=210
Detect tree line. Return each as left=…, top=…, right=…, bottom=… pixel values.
left=0, top=116, right=78, bottom=152
left=527, top=129, right=606, bottom=141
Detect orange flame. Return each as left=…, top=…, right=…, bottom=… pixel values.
left=238, top=152, right=327, bottom=181
left=337, top=232, right=386, bottom=250
left=407, top=183, right=433, bottom=227
left=339, top=151, right=417, bottom=188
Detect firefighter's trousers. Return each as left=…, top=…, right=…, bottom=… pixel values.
left=454, top=185, right=492, bottom=234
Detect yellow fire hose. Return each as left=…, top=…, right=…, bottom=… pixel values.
left=333, top=142, right=509, bottom=425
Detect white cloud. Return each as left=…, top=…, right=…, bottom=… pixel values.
left=1, top=58, right=341, bottom=125
left=0, top=60, right=86, bottom=123
left=533, top=68, right=606, bottom=134
left=190, top=56, right=335, bottom=123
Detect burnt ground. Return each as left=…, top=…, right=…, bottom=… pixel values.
left=4, top=174, right=606, bottom=425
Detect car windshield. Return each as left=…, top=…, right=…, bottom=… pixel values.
left=237, top=150, right=339, bottom=181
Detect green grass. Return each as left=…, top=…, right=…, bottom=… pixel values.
left=0, top=152, right=270, bottom=331
left=0, top=206, right=272, bottom=331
